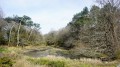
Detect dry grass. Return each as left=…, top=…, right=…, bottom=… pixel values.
left=13, top=56, right=45, bottom=67
left=28, top=55, right=118, bottom=67
left=79, top=58, right=102, bottom=63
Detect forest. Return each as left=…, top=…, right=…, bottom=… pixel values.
left=0, top=0, right=120, bottom=67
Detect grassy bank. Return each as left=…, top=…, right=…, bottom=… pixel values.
left=28, top=55, right=118, bottom=67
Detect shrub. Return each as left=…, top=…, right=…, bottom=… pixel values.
left=0, top=57, right=13, bottom=67
left=0, top=34, right=7, bottom=45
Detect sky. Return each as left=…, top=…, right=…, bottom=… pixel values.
left=0, top=0, right=96, bottom=34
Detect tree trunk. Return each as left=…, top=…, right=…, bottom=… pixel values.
left=27, top=28, right=33, bottom=41
left=8, top=22, right=15, bottom=46
left=17, top=22, right=21, bottom=46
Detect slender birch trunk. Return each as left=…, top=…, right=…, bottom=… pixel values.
left=17, top=18, right=23, bottom=46
left=17, top=22, right=21, bottom=46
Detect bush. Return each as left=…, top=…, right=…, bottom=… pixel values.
left=0, top=34, right=7, bottom=45
left=0, top=57, right=13, bottom=67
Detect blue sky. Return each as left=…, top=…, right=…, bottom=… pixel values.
left=0, top=0, right=96, bottom=34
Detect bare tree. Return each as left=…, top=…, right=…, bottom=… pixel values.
left=8, top=21, right=15, bottom=46
left=96, top=0, right=120, bottom=8
left=96, top=0, right=120, bottom=59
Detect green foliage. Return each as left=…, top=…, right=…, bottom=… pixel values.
left=4, top=17, right=13, bottom=23
left=73, top=7, right=89, bottom=20
left=5, top=15, right=34, bottom=26
left=0, top=57, right=13, bottom=67
left=72, top=7, right=91, bottom=28
left=33, top=23, right=40, bottom=29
